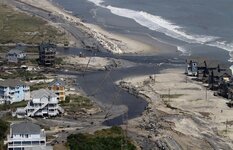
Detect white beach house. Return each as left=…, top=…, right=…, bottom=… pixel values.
left=6, top=122, right=52, bottom=150
left=16, top=89, right=64, bottom=117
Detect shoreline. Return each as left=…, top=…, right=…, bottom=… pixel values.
left=118, top=67, right=233, bottom=149
left=7, top=0, right=179, bottom=56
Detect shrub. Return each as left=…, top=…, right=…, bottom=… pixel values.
left=67, top=126, right=136, bottom=150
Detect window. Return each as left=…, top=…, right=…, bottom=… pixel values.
left=32, top=141, right=39, bottom=145
left=13, top=141, right=21, bottom=145
left=22, top=141, right=31, bottom=145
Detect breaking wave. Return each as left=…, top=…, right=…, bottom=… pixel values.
left=177, top=46, right=191, bottom=56
left=106, top=6, right=218, bottom=45
left=86, top=0, right=218, bottom=45
left=87, top=0, right=233, bottom=59
left=86, top=0, right=104, bottom=6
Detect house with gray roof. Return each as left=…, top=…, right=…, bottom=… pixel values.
left=0, top=79, right=30, bottom=104
left=6, top=122, right=52, bottom=150
left=16, top=89, right=64, bottom=118
left=6, top=47, right=26, bottom=63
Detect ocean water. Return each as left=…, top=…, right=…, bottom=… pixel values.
left=53, top=0, right=233, bottom=64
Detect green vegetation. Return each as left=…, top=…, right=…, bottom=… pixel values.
left=67, top=126, right=136, bottom=150
left=61, top=95, right=93, bottom=113
left=0, top=70, right=46, bottom=81
left=160, top=94, right=184, bottom=99
left=0, top=119, right=8, bottom=149
left=0, top=46, right=9, bottom=53
left=0, top=112, right=23, bottom=122
left=28, top=58, right=39, bottom=65
left=0, top=100, right=27, bottom=111
left=55, top=57, right=65, bottom=65
left=31, top=83, right=48, bottom=91
left=0, top=4, right=67, bottom=46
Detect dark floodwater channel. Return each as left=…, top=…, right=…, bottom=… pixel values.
left=57, top=48, right=184, bottom=125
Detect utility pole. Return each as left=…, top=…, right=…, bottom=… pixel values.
left=205, top=87, right=208, bottom=101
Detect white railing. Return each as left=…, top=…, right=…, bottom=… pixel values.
left=7, top=135, right=46, bottom=142
left=30, top=102, right=48, bottom=116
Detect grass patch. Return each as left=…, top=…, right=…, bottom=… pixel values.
left=61, top=95, right=93, bottom=113
left=0, top=112, right=23, bottom=122
left=160, top=94, right=184, bottom=99
left=67, top=126, right=136, bottom=150
left=28, top=58, right=39, bottom=65
left=0, top=46, right=9, bottom=53
left=55, top=57, right=65, bottom=65
left=0, top=4, right=67, bottom=45
left=31, top=82, right=48, bottom=91
left=0, top=119, right=9, bottom=150
left=0, top=70, right=46, bottom=81
left=0, top=100, right=27, bottom=111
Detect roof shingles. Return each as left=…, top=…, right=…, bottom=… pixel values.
left=12, top=122, right=41, bottom=135
left=31, top=89, right=58, bottom=99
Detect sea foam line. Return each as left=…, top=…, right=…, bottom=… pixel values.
left=86, top=0, right=218, bottom=45
left=105, top=6, right=218, bottom=44
left=87, top=0, right=233, bottom=59
left=87, top=0, right=104, bottom=6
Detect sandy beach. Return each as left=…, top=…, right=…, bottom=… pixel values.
left=8, top=0, right=166, bottom=55
left=63, top=55, right=136, bottom=71
left=118, top=68, right=233, bottom=149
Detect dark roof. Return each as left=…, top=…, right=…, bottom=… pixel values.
left=210, top=68, right=232, bottom=77
left=8, top=46, right=25, bottom=54
left=39, top=42, right=56, bottom=52
left=11, top=122, right=41, bottom=135
left=187, top=58, right=228, bottom=69
left=48, top=78, right=65, bottom=87
left=0, top=79, right=27, bottom=87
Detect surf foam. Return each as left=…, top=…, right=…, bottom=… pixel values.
left=87, top=0, right=233, bottom=60
left=86, top=0, right=104, bottom=6
left=177, top=46, right=191, bottom=56
left=104, top=5, right=218, bottom=45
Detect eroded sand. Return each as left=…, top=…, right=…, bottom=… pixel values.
left=119, top=68, right=233, bottom=149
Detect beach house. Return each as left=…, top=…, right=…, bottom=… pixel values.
left=186, top=60, right=198, bottom=76
left=48, top=78, right=66, bottom=101
left=6, top=48, right=26, bottom=63
left=39, top=42, right=56, bottom=66
left=208, top=68, right=231, bottom=90
left=6, top=122, right=52, bottom=150
left=16, top=89, right=64, bottom=117
left=0, top=79, right=30, bottom=104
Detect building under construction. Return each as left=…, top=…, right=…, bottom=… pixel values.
left=39, top=42, right=56, bottom=66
